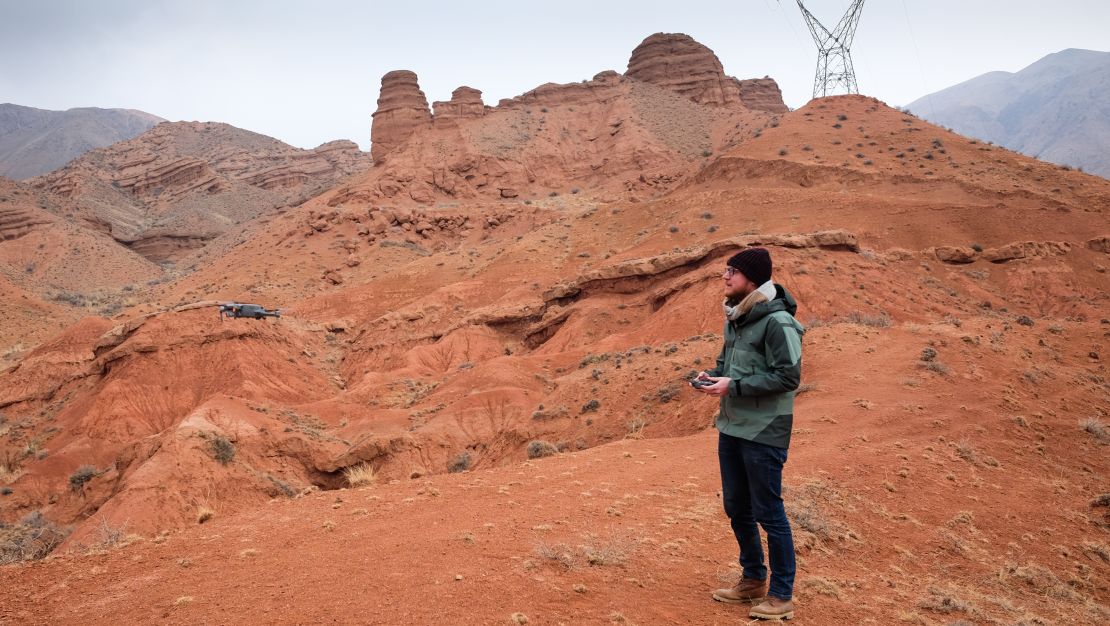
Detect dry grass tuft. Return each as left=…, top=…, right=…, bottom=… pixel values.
left=997, top=562, right=1081, bottom=600
left=196, top=505, right=215, bottom=524
left=534, top=533, right=635, bottom=569
left=343, top=462, right=377, bottom=487
left=918, top=586, right=974, bottom=614
left=798, top=576, right=843, bottom=599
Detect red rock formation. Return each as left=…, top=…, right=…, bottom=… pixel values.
left=737, top=77, right=789, bottom=113
left=370, top=70, right=433, bottom=163
left=433, top=86, right=486, bottom=124
left=497, top=71, right=622, bottom=108
left=29, top=122, right=371, bottom=262
left=625, top=33, right=742, bottom=105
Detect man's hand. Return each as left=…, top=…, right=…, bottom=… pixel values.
left=695, top=375, right=731, bottom=397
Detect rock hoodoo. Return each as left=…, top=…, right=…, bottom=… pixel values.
left=625, top=33, right=742, bottom=106
left=370, top=70, right=433, bottom=163
left=432, top=86, right=486, bottom=124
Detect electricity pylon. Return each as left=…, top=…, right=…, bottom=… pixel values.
left=794, top=1, right=866, bottom=99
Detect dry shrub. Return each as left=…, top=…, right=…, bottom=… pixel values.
left=534, top=541, right=576, bottom=568
left=69, top=465, right=98, bottom=492
left=534, top=533, right=634, bottom=569
left=954, top=439, right=978, bottom=464
left=343, top=462, right=377, bottom=487
left=0, top=511, right=69, bottom=564
left=447, top=451, right=472, bottom=473
left=785, top=479, right=853, bottom=550
left=1080, top=417, right=1109, bottom=443
left=526, top=440, right=557, bottom=459
left=844, top=312, right=892, bottom=327
left=581, top=533, right=633, bottom=566
left=90, top=519, right=137, bottom=550
left=997, top=562, right=1081, bottom=600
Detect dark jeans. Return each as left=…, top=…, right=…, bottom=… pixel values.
left=718, top=432, right=795, bottom=600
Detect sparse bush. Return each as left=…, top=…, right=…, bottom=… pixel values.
left=919, top=360, right=950, bottom=375
left=209, top=435, right=235, bottom=465
left=668, top=225, right=679, bottom=233
left=778, top=148, right=788, bottom=156
left=526, top=440, right=557, bottom=459
left=1081, top=417, right=1109, bottom=444
left=447, top=451, right=472, bottom=473
left=580, top=399, right=600, bottom=414
left=69, top=465, right=97, bottom=492
left=844, top=312, right=891, bottom=327
left=656, top=383, right=680, bottom=403
left=534, top=541, right=576, bottom=568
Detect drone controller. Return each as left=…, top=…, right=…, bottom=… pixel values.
left=689, top=379, right=714, bottom=389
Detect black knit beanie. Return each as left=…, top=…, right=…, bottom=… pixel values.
left=727, top=247, right=772, bottom=284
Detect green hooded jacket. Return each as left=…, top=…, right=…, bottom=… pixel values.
left=707, top=284, right=805, bottom=449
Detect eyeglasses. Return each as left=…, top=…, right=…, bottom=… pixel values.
left=723, top=267, right=742, bottom=278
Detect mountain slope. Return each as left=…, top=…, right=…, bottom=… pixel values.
left=29, top=122, right=372, bottom=262
left=907, top=48, right=1110, bottom=177
left=0, top=104, right=164, bottom=180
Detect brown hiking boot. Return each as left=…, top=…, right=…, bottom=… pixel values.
left=711, top=576, right=767, bottom=604
left=749, top=596, right=795, bottom=621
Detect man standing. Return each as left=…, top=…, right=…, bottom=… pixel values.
left=695, top=247, right=804, bottom=621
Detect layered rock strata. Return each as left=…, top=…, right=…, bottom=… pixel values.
left=625, top=33, right=743, bottom=105
left=433, top=86, right=487, bottom=124
left=738, top=78, right=789, bottom=113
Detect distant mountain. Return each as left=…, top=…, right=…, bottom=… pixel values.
left=0, top=104, right=164, bottom=179
left=907, top=49, right=1110, bottom=178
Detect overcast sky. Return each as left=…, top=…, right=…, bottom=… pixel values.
left=2, top=0, right=1107, bottom=150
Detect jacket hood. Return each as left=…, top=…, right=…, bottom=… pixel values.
left=743, top=284, right=798, bottom=324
